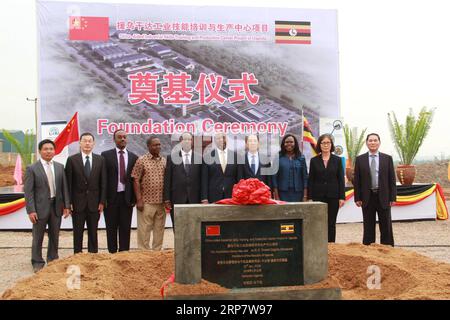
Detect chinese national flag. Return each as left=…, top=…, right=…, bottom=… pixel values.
left=54, top=112, right=80, bottom=155
left=69, top=16, right=109, bottom=41
left=206, top=225, right=221, bottom=236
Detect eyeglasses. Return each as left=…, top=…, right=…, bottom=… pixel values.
left=320, top=142, right=332, bottom=145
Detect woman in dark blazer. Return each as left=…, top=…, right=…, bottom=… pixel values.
left=308, top=134, right=345, bottom=242
left=273, top=134, right=308, bottom=202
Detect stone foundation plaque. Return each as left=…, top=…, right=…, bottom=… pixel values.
left=201, top=219, right=303, bottom=288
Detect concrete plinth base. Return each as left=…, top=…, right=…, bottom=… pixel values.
left=174, top=202, right=328, bottom=286
left=167, top=287, right=342, bottom=300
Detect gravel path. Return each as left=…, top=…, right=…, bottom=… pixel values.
left=1, top=209, right=449, bottom=296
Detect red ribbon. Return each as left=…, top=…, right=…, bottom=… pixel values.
left=160, top=273, right=175, bottom=298
left=216, top=178, right=285, bottom=205
left=0, top=198, right=26, bottom=216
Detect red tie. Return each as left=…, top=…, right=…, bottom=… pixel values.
left=119, top=150, right=126, bottom=184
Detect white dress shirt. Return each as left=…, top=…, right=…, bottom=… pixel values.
left=116, top=147, right=128, bottom=192
left=40, top=158, right=56, bottom=198
left=248, top=152, right=259, bottom=174
left=181, top=149, right=192, bottom=166
left=217, top=148, right=228, bottom=167
left=82, top=152, right=93, bottom=170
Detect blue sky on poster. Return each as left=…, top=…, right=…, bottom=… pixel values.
left=0, top=0, right=449, bottom=160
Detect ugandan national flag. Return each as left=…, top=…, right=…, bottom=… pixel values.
left=0, top=198, right=25, bottom=216
left=280, top=224, right=295, bottom=234
left=343, top=184, right=448, bottom=220
left=275, top=21, right=311, bottom=44
left=303, top=116, right=318, bottom=156
left=345, top=189, right=355, bottom=201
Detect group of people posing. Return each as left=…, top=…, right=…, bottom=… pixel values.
left=24, top=130, right=396, bottom=272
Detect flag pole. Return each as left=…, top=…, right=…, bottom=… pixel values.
left=300, top=108, right=304, bottom=153
left=76, top=112, right=80, bottom=138
left=26, top=97, right=38, bottom=162
left=26, top=97, right=38, bottom=134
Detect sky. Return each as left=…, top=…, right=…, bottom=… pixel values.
left=1, top=0, right=449, bottom=161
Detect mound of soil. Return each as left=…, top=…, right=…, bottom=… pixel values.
left=0, top=165, right=17, bottom=188
left=414, top=160, right=450, bottom=188
left=328, top=243, right=450, bottom=299
left=3, top=243, right=450, bottom=300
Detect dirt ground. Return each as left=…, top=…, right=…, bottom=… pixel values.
left=1, top=161, right=449, bottom=299
left=0, top=165, right=17, bottom=187
left=1, top=217, right=450, bottom=299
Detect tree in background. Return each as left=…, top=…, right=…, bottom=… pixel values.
left=1, top=129, right=35, bottom=168
left=343, top=124, right=367, bottom=185
left=343, top=124, right=367, bottom=168
left=388, top=107, right=435, bottom=185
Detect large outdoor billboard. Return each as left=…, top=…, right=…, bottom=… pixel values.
left=37, top=1, right=340, bottom=156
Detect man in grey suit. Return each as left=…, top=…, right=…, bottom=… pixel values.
left=24, top=139, right=71, bottom=272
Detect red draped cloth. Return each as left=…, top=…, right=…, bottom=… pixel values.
left=215, top=178, right=285, bottom=205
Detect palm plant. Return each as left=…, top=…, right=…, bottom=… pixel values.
left=343, top=124, right=367, bottom=167
left=387, top=107, right=435, bottom=165
left=1, top=129, right=35, bottom=168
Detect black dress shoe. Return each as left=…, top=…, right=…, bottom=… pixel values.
left=32, top=264, right=44, bottom=273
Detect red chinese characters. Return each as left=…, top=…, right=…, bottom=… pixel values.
left=161, top=72, right=194, bottom=104
left=194, top=73, right=226, bottom=105
left=115, top=21, right=270, bottom=33
left=128, top=72, right=159, bottom=105
left=228, top=72, right=260, bottom=105
left=127, top=72, right=260, bottom=106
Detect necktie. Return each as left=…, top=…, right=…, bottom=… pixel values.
left=251, top=155, right=256, bottom=175
left=84, top=155, right=91, bottom=178
left=370, top=155, right=377, bottom=189
left=119, top=151, right=126, bottom=184
left=219, top=151, right=226, bottom=173
left=46, top=162, right=55, bottom=198
left=184, top=153, right=191, bottom=174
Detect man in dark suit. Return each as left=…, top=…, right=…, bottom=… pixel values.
left=66, top=132, right=107, bottom=253
left=240, top=134, right=271, bottom=187
left=101, top=129, right=138, bottom=253
left=24, top=139, right=71, bottom=272
left=201, top=133, right=242, bottom=203
left=164, top=132, right=202, bottom=231
left=354, top=133, right=397, bottom=246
